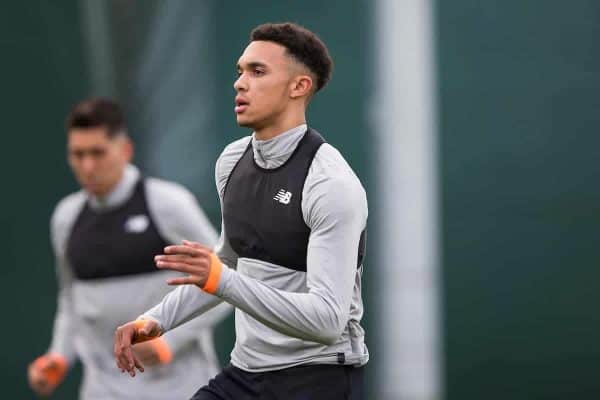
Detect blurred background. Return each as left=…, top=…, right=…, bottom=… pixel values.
left=1, top=0, right=598, bottom=399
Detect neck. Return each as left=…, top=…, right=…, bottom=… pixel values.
left=90, top=169, right=125, bottom=200
left=253, top=108, right=306, bottom=141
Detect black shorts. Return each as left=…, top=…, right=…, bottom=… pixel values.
left=190, top=363, right=365, bottom=400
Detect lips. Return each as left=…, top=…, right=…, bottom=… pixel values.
left=235, top=97, right=249, bottom=114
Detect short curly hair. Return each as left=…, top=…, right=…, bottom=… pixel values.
left=250, top=22, right=333, bottom=92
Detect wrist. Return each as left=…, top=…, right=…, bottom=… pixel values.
left=201, top=253, right=223, bottom=294
left=132, top=319, right=162, bottom=343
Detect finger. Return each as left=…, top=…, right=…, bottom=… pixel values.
left=33, top=379, right=51, bottom=396
left=156, top=253, right=211, bottom=266
left=155, top=260, right=202, bottom=274
left=114, top=327, right=135, bottom=372
left=30, top=374, right=47, bottom=390
left=122, top=346, right=138, bottom=376
left=125, top=350, right=144, bottom=377
left=29, top=370, right=52, bottom=395
left=116, top=346, right=131, bottom=371
left=163, top=244, right=208, bottom=257
left=117, top=359, right=125, bottom=373
left=166, top=275, right=201, bottom=286
left=154, top=254, right=194, bottom=263
left=133, top=356, right=145, bottom=373
left=182, top=240, right=212, bottom=251
left=114, top=328, right=125, bottom=363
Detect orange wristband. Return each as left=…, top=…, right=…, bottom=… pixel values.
left=132, top=320, right=161, bottom=344
left=202, top=253, right=223, bottom=294
left=32, top=353, right=68, bottom=387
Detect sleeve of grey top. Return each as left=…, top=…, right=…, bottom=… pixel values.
left=214, top=144, right=368, bottom=345
left=145, top=178, right=232, bottom=351
left=48, top=192, right=86, bottom=363
left=140, top=138, right=250, bottom=332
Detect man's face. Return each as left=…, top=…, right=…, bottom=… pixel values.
left=234, top=41, right=297, bottom=129
left=67, top=127, right=132, bottom=197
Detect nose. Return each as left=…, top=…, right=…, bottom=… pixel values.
left=80, top=156, right=97, bottom=175
left=234, top=73, right=247, bottom=92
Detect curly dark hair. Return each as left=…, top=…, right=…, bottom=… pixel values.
left=250, top=22, right=333, bottom=92
left=66, top=97, right=126, bottom=137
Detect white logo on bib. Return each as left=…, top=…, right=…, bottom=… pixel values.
left=124, top=215, right=150, bottom=233
left=273, top=189, right=292, bottom=205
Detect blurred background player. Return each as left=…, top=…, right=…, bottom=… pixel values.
left=27, top=97, right=231, bottom=399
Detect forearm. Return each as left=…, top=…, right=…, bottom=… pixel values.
left=48, top=289, right=77, bottom=363
left=215, top=264, right=350, bottom=345
left=141, top=284, right=224, bottom=333
left=160, top=301, right=232, bottom=354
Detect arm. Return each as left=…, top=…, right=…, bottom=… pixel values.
left=28, top=257, right=73, bottom=396
left=130, top=299, right=231, bottom=366
left=139, top=225, right=236, bottom=333
left=152, top=172, right=367, bottom=345
left=46, top=260, right=76, bottom=362
left=213, top=175, right=367, bottom=344
left=47, top=199, right=80, bottom=363
left=114, top=232, right=236, bottom=375
left=29, top=195, right=84, bottom=395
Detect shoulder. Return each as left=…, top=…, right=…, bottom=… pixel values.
left=304, top=143, right=368, bottom=224
left=215, top=135, right=252, bottom=195
left=144, top=177, right=202, bottom=219
left=144, top=177, right=196, bottom=205
left=51, top=191, right=86, bottom=229
left=309, top=143, right=366, bottom=197
left=50, top=191, right=87, bottom=250
left=215, top=136, right=252, bottom=174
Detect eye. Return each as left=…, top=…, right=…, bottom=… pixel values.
left=90, top=148, right=106, bottom=158
left=254, top=69, right=265, bottom=76
left=71, top=150, right=84, bottom=160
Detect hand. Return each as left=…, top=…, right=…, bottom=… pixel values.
left=155, top=240, right=215, bottom=288
left=113, top=319, right=162, bottom=377
left=132, top=338, right=173, bottom=366
left=27, top=353, right=67, bottom=396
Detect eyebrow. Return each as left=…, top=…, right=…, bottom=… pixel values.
left=237, top=61, right=269, bottom=70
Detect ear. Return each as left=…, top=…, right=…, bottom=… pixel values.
left=122, top=136, right=134, bottom=162
left=289, top=74, right=313, bottom=99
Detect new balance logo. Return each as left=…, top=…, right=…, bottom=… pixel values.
left=273, top=189, right=292, bottom=204
left=124, top=214, right=149, bottom=233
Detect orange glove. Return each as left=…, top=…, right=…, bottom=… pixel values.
left=28, top=353, right=68, bottom=396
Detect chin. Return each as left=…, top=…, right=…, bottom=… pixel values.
left=236, top=116, right=254, bottom=128
left=84, top=183, right=104, bottom=196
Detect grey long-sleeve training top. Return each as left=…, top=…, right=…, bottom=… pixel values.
left=143, top=125, right=369, bottom=372
left=48, top=164, right=232, bottom=400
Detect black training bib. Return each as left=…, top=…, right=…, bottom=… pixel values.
left=67, top=178, right=169, bottom=280
left=223, top=128, right=366, bottom=272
